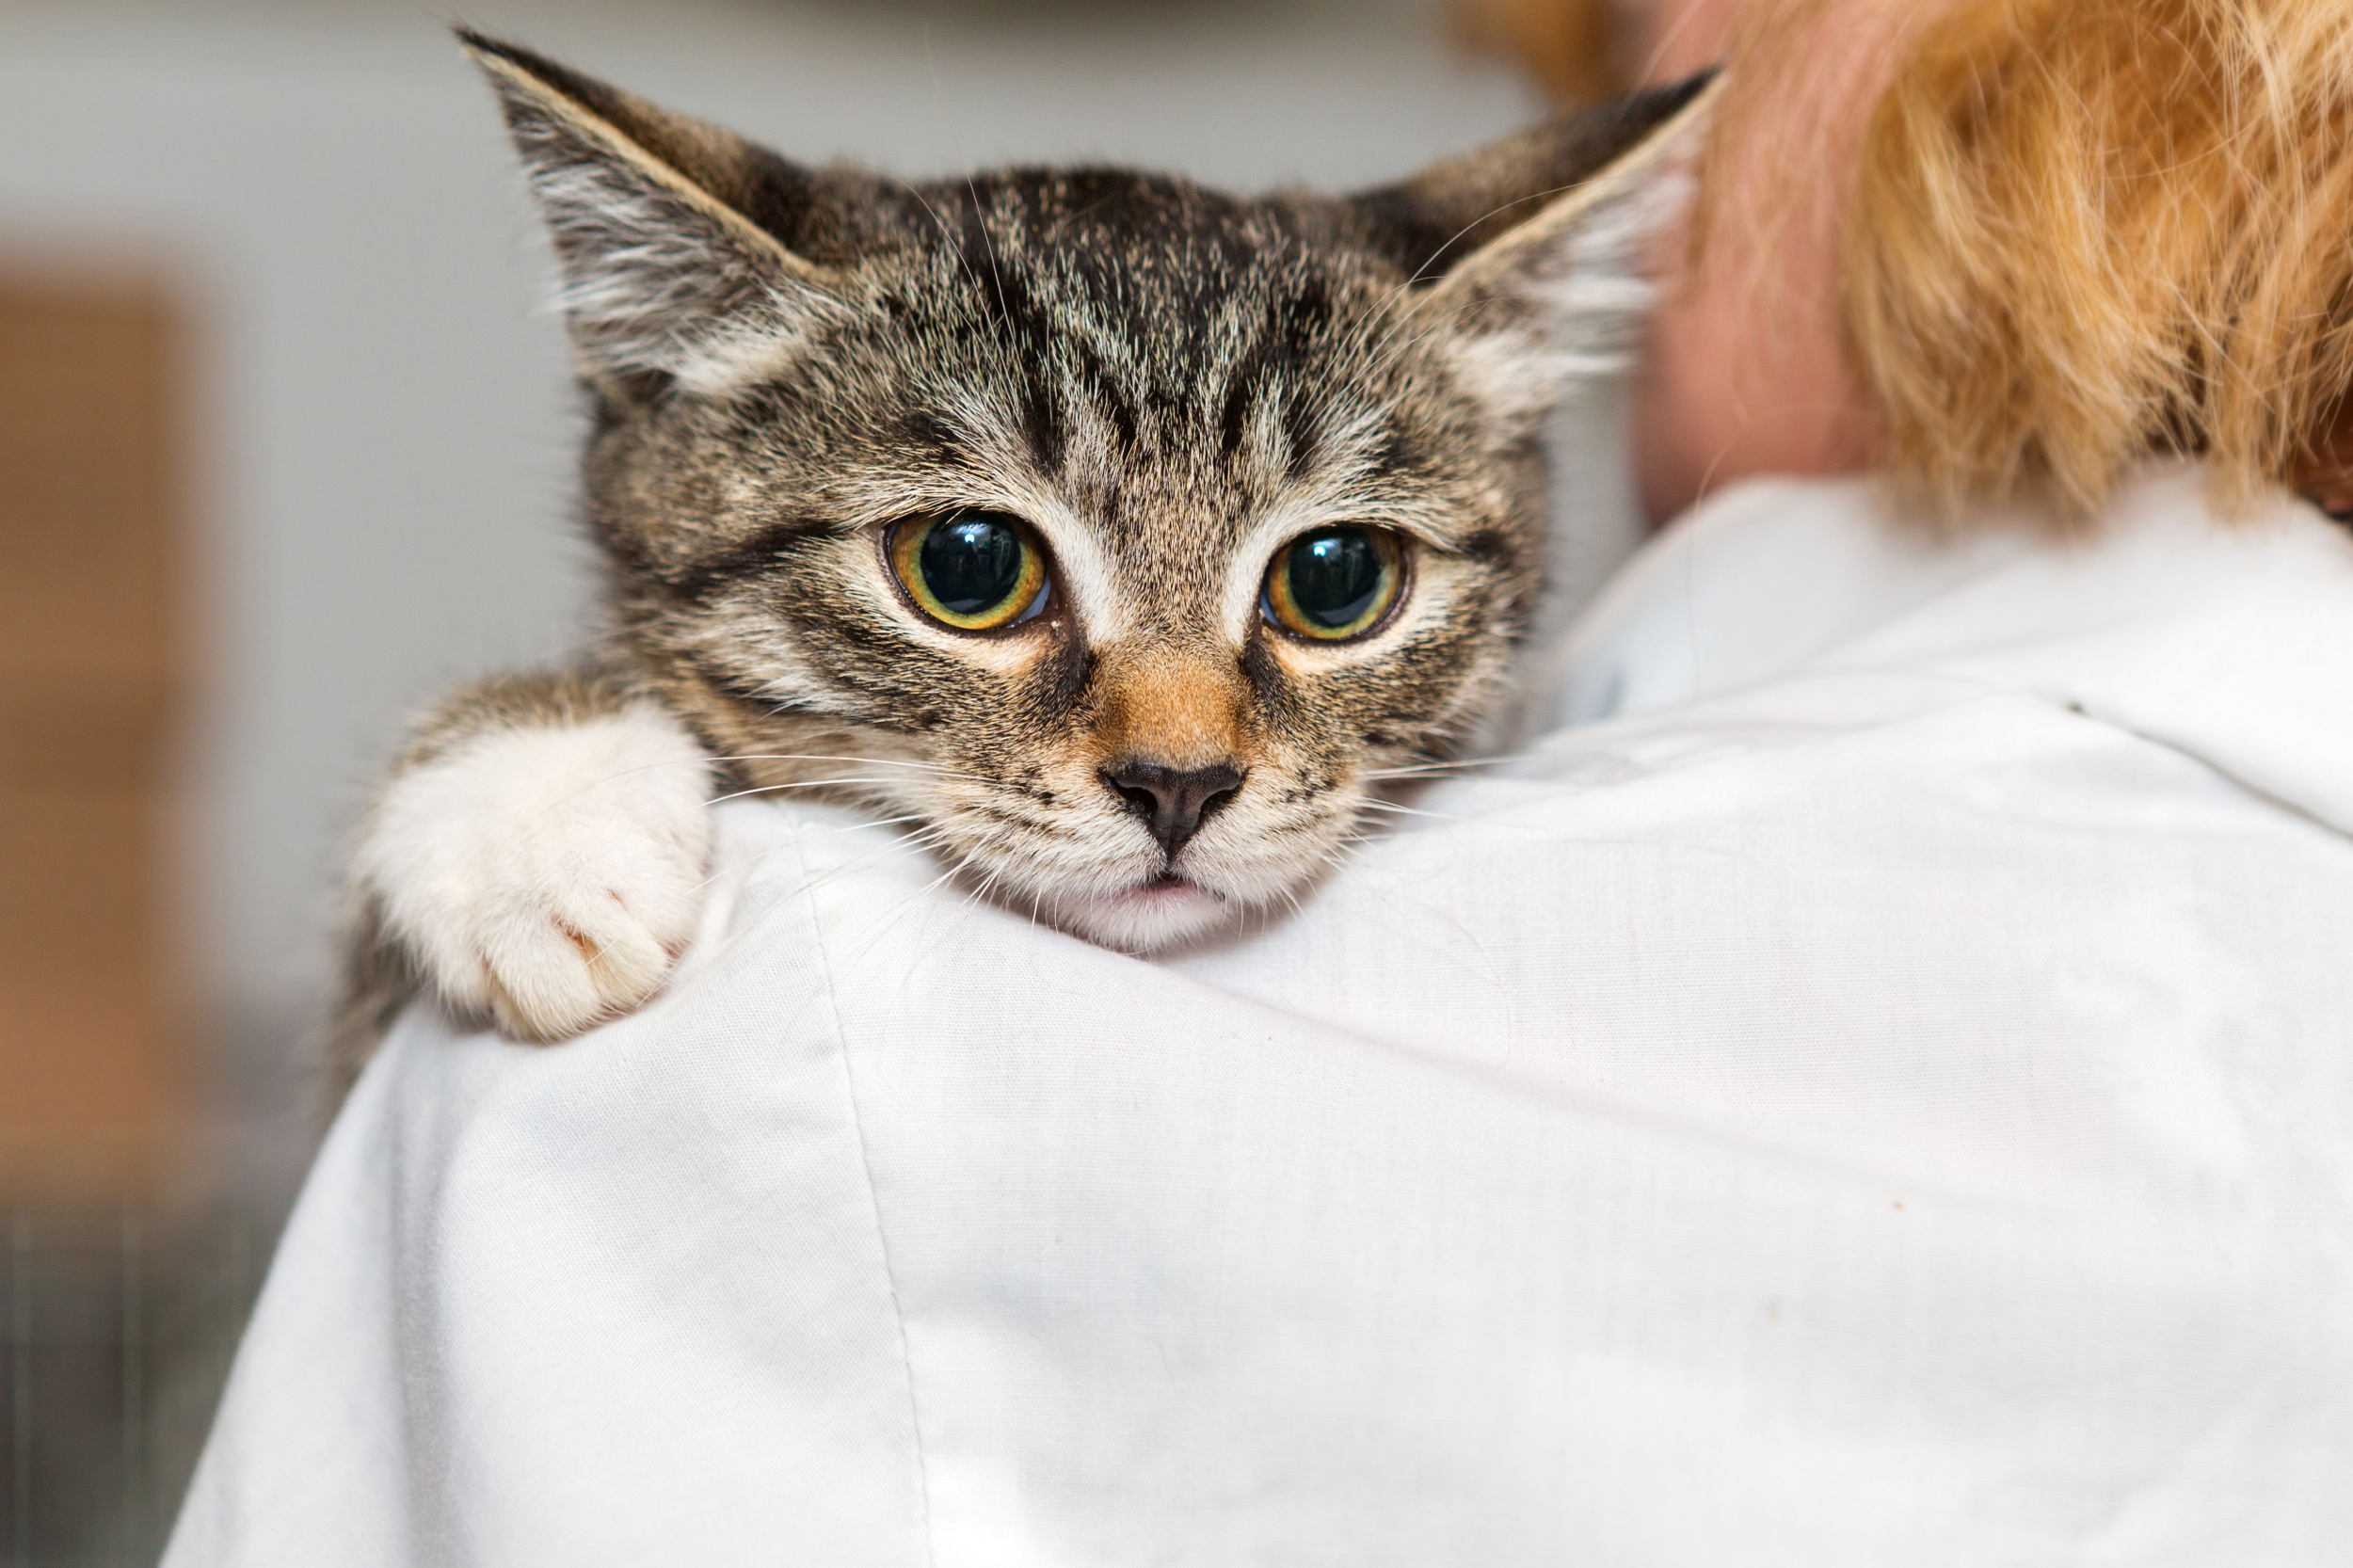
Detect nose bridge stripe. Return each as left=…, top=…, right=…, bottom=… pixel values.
left=1098, top=647, right=1247, bottom=767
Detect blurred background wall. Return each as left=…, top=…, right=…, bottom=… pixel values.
left=0, top=0, right=1552, bottom=1559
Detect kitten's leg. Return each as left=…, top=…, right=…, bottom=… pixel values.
left=329, top=668, right=715, bottom=1092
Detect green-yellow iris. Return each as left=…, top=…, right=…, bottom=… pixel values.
left=889, top=510, right=1048, bottom=632
left=1263, top=526, right=1404, bottom=641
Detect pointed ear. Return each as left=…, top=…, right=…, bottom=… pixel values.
left=457, top=30, right=843, bottom=398
left=1353, top=72, right=1721, bottom=426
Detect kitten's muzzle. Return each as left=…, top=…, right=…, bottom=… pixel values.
left=1100, top=759, right=1244, bottom=861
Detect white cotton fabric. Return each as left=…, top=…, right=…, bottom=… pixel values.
left=168, top=467, right=2353, bottom=1567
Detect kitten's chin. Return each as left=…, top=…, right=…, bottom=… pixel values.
left=1053, top=874, right=1241, bottom=954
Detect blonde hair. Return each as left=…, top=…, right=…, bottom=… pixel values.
left=1850, top=0, right=2353, bottom=517
left=1466, top=0, right=2353, bottom=520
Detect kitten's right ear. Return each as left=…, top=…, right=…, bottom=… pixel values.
left=458, top=30, right=843, bottom=398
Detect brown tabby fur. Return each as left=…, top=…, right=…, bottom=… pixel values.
left=329, top=33, right=1712, bottom=1085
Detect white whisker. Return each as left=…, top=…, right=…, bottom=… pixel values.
left=706, top=776, right=922, bottom=808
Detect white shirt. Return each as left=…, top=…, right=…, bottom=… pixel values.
left=167, top=467, right=2353, bottom=1566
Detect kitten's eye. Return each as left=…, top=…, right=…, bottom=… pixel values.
left=1262, top=526, right=1405, bottom=642
left=888, top=510, right=1049, bottom=632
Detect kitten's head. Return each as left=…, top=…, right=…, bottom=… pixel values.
left=466, top=34, right=1711, bottom=951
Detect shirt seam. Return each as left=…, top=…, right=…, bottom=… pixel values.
left=792, top=830, right=939, bottom=1567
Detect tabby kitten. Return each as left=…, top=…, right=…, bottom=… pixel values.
left=338, top=32, right=1713, bottom=1072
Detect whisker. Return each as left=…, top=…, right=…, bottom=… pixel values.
left=888, top=168, right=992, bottom=302
left=1347, top=187, right=1572, bottom=389
left=666, top=814, right=936, bottom=908
left=582, top=753, right=964, bottom=802
left=1360, top=751, right=1534, bottom=781
left=705, top=776, right=921, bottom=808
left=696, top=753, right=962, bottom=776
left=844, top=865, right=968, bottom=969
left=1352, top=799, right=1476, bottom=824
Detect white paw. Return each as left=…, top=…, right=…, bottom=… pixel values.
left=357, top=703, right=713, bottom=1043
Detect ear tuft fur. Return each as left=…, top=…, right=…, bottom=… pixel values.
left=458, top=29, right=841, bottom=397
left=1386, top=73, right=1721, bottom=428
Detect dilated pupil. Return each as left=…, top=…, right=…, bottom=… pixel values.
left=1287, top=530, right=1384, bottom=628
left=920, top=515, right=1024, bottom=616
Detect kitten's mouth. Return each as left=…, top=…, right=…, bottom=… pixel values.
left=1122, top=872, right=1210, bottom=903
left=1061, top=868, right=1230, bottom=952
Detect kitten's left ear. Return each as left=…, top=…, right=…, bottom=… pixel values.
left=1351, top=72, right=1721, bottom=425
